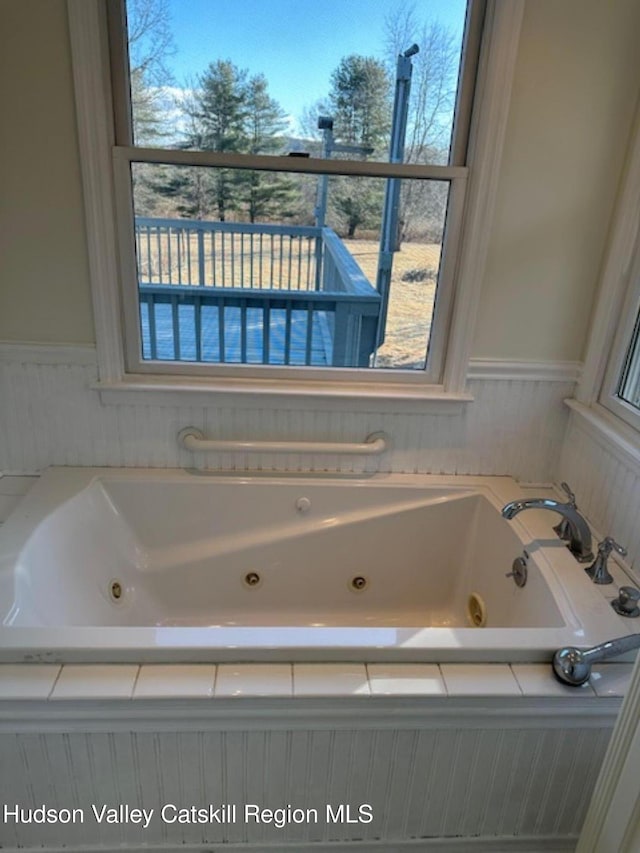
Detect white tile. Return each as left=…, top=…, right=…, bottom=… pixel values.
left=440, top=664, right=522, bottom=696
left=293, top=663, right=370, bottom=696
left=214, top=664, right=292, bottom=697
left=511, top=664, right=596, bottom=697
left=0, top=664, right=61, bottom=700
left=589, top=664, right=634, bottom=697
left=367, top=664, right=446, bottom=696
left=51, top=665, right=139, bottom=700
left=133, top=664, right=216, bottom=699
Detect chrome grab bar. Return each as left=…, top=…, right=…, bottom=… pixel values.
left=178, top=427, right=389, bottom=456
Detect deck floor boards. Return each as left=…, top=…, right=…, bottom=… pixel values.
left=141, top=303, right=331, bottom=365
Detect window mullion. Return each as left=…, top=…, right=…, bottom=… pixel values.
left=114, top=145, right=467, bottom=182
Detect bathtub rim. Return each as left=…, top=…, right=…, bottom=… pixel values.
left=0, top=467, right=630, bottom=664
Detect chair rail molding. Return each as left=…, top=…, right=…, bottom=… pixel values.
left=467, top=359, right=582, bottom=383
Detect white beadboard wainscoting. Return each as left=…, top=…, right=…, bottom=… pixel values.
left=0, top=697, right=617, bottom=852
left=0, top=344, right=578, bottom=481
left=559, top=401, right=640, bottom=574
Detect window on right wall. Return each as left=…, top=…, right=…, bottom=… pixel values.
left=576, top=90, right=640, bottom=435
left=599, top=240, right=640, bottom=432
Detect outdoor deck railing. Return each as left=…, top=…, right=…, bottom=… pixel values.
left=135, top=217, right=320, bottom=291
left=135, top=217, right=381, bottom=367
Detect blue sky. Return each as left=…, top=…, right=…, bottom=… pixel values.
left=161, top=0, right=467, bottom=130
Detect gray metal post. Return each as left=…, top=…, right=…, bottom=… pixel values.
left=314, top=117, right=334, bottom=231
left=314, top=117, right=334, bottom=288
left=374, top=44, right=418, bottom=354
left=314, top=116, right=374, bottom=291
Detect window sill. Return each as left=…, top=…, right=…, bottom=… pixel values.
left=93, top=374, right=474, bottom=413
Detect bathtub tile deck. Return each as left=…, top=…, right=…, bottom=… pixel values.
left=0, top=664, right=61, bottom=699
left=0, top=661, right=632, bottom=701
left=134, top=664, right=216, bottom=699
left=511, top=664, right=596, bottom=697
left=215, top=664, right=293, bottom=697
left=293, top=663, right=370, bottom=696
left=51, top=664, right=139, bottom=700
left=367, top=664, right=446, bottom=696
left=589, top=664, right=635, bottom=697
left=440, top=664, right=522, bottom=696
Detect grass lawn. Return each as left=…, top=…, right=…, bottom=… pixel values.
left=344, top=239, right=440, bottom=369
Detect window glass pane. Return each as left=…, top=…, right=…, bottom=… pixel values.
left=131, top=163, right=449, bottom=369
left=618, top=310, right=640, bottom=410
left=124, top=0, right=469, bottom=165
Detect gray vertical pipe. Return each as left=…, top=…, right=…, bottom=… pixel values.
left=374, top=45, right=418, bottom=354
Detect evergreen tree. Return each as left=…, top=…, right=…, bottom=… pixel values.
left=151, top=92, right=218, bottom=220
left=330, top=55, right=391, bottom=148
left=185, top=60, right=248, bottom=220
left=152, top=165, right=214, bottom=220
left=243, top=74, right=287, bottom=155
left=327, top=56, right=391, bottom=238
left=239, top=75, right=297, bottom=222
left=175, top=64, right=299, bottom=223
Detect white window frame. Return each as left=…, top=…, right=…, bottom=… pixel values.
left=599, top=242, right=640, bottom=432
left=67, top=0, right=524, bottom=408
left=575, top=96, right=640, bottom=435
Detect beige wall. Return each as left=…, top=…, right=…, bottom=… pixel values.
left=0, top=0, right=93, bottom=344
left=1, top=1, right=639, bottom=359
left=474, top=0, right=640, bottom=362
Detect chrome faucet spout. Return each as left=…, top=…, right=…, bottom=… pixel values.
left=553, top=634, right=640, bottom=685
left=501, top=497, right=594, bottom=563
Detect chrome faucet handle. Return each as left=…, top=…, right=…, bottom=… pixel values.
left=585, top=537, right=627, bottom=584
left=553, top=482, right=577, bottom=540
left=612, top=586, right=640, bottom=618
left=599, top=536, right=627, bottom=558
left=559, top=482, right=576, bottom=505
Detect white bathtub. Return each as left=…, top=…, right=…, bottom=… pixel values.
left=0, top=468, right=626, bottom=662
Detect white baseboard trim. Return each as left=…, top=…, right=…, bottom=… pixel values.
left=1, top=836, right=577, bottom=853
left=0, top=342, right=582, bottom=385
left=0, top=341, right=97, bottom=366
